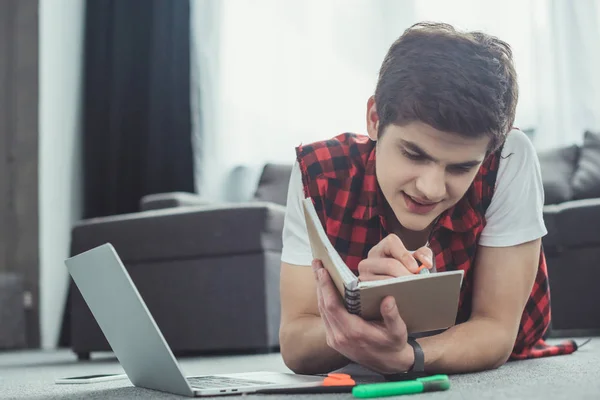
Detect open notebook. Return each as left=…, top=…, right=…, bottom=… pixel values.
left=302, top=197, right=464, bottom=334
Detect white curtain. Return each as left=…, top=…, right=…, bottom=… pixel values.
left=191, top=0, right=600, bottom=200
left=530, top=0, right=600, bottom=151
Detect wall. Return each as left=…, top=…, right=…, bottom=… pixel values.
left=0, top=0, right=40, bottom=348
left=38, top=0, right=84, bottom=349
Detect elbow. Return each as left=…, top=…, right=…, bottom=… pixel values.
left=488, top=333, right=516, bottom=370
left=279, top=317, right=349, bottom=375
left=279, top=324, right=329, bottom=375
left=467, top=316, right=516, bottom=371
left=281, top=352, right=312, bottom=375
left=279, top=326, right=308, bottom=374
left=279, top=341, right=302, bottom=374
left=280, top=345, right=314, bottom=375
left=489, top=349, right=512, bottom=370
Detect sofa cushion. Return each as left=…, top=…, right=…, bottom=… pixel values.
left=70, top=203, right=286, bottom=262
left=572, top=131, right=600, bottom=200
left=538, top=145, right=580, bottom=205
left=224, top=165, right=265, bottom=202
left=542, top=198, right=600, bottom=251
left=541, top=207, right=560, bottom=250
left=139, top=192, right=213, bottom=211
left=253, top=163, right=293, bottom=206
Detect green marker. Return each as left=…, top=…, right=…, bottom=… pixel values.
left=352, top=375, right=450, bottom=398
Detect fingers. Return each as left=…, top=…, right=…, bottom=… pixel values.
left=368, top=234, right=420, bottom=273
left=380, top=296, right=407, bottom=342
left=312, top=259, right=346, bottom=318
left=358, top=257, right=414, bottom=281
left=412, top=246, right=434, bottom=270
left=314, top=260, right=335, bottom=335
left=313, top=259, right=356, bottom=351
left=368, top=234, right=406, bottom=258
left=311, top=259, right=322, bottom=278
left=317, top=282, right=334, bottom=330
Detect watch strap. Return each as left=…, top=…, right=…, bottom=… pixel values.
left=408, top=336, right=425, bottom=372
left=382, top=336, right=426, bottom=381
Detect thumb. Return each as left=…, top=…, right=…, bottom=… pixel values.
left=381, top=296, right=406, bottom=335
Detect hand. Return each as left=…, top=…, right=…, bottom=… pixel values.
left=312, top=259, right=415, bottom=374
left=358, top=234, right=434, bottom=282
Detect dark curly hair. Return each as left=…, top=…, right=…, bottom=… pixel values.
left=374, top=22, right=518, bottom=152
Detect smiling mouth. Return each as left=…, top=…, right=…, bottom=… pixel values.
left=402, top=192, right=439, bottom=214
left=409, top=195, right=437, bottom=205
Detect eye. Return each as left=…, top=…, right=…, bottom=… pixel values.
left=447, top=165, right=474, bottom=175
left=401, top=149, right=424, bottom=161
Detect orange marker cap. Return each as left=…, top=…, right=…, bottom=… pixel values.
left=323, top=373, right=355, bottom=386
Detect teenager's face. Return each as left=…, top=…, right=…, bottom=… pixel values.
left=366, top=97, right=490, bottom=232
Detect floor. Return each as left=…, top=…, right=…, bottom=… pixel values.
left=0, top=338, right=598, bottom=400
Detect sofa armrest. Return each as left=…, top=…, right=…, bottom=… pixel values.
left=139, top=191, right=214, bottom=211
left=543, top=198, right=600, bottom=251
left=70, top=202, right=287, bottom=262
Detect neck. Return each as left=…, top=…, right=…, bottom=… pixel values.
left=396, top=225, right=431, bottom=251
left=383, top=203, right=432, bottom=251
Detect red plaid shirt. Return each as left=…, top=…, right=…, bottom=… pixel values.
left=296, top=133, right=577, bottom=360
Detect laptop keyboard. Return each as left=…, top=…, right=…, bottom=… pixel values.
left=187, top=376, right=275, bottom=389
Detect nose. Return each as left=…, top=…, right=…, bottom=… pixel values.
left=415, top=165, right=446, bottom=202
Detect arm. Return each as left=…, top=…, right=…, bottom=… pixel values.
left=412, top=130, right=546, bottom=372
left=309, top=238, right=540, bottom=375
left=279, top=261, right=350, bottom=374
left=278, top=162, right=350, bottom=374
left=414, top=238, right=540, bottom=373
left=304, top=131, right=545, bottom=374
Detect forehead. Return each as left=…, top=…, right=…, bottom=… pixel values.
left=381, top=121, right=490, bottom=161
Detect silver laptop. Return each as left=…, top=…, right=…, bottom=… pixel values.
left=64, top=243, right=324, bottom=397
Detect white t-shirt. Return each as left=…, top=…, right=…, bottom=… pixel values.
left=281, top=129, right=547, bottom=266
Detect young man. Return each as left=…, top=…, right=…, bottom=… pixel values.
left=278, top=22, right=577, bottom=376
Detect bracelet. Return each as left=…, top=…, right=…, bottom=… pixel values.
left=382, top=337, right=426, bottom=381
left=407, top=337, right=425, bottom=372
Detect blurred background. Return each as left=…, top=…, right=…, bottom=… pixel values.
left=1, top=0, right=599, bottom=357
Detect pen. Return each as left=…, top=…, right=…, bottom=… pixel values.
left=416, top=265, right=430, bottom=274
left=352, top=374, right=450, bottom=398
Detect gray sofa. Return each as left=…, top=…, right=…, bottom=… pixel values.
left=66, top=133, right=600, bottom=360
left=537, top=130, right=600, bottom=337
left=67, top=164, right=292, bottom=360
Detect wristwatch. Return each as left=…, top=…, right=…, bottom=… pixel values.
left=383, top=337, right=426, bottom=381
left=407, top=337, right=425, bottom=372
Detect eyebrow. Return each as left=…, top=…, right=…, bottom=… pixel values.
left=399, top=139, right=483, bottom=168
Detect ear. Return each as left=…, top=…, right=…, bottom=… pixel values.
left=366, top=96, right=379, bottom=141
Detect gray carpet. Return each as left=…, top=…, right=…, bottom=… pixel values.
left=1, top=339, right=598, bottom=399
